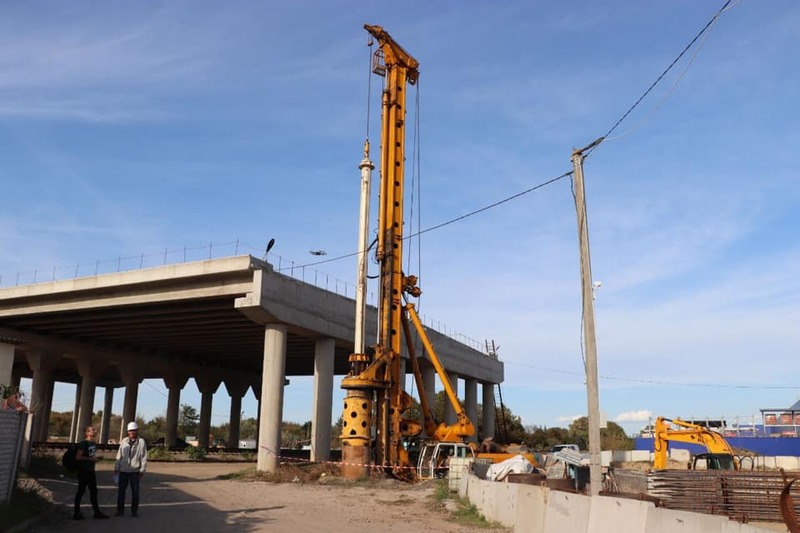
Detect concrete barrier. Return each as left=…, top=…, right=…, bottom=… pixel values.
left=458, top=473, right=778, bottom=532
left=543, top=490, right=591, bottom=532
left=775, top=456, right=800, bottom=470
left=587, top=496, right=650, bottom=533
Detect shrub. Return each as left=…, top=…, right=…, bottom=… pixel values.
left=187, top=446, right=206, bottom=461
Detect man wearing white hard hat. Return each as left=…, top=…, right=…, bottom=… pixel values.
left=114, top=421, right=148, bottom=517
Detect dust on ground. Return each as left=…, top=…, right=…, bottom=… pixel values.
left=27, top=461, right=508, bottom=533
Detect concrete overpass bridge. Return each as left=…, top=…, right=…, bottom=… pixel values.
left=0, top=255, right=502, bottom=472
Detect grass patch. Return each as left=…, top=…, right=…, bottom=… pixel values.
left=0, top=480, right=53, bottom=529
left=377, top=494, right=414, bottom=506
left=217, top=466, right=257, bottom=480
left=430, top=480, right=505, bottom=530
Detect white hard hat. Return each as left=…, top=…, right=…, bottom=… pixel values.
left=127, top=422, right=139, bottom=431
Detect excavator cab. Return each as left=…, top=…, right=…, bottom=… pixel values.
left=692, top=452, right=737, bottom=471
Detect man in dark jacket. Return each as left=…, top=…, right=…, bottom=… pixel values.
left=74, top=426, right=109, bottom=520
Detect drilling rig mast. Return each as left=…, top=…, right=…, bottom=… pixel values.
left=340, top=24, right=421, bottom=480
left=340, top=24, right=475, bottom=481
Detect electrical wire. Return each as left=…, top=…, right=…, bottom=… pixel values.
left=406, top=170, right=573, bottom=240
left=585, top=0, right=734, bottom=158
left=604, top=3, right=724, bottom=142
left=276, top=170, right=573, bottom=272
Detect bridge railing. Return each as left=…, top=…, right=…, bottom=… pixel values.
left=0, top=240, right=488, bottom=355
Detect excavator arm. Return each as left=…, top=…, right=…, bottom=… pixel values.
left=653, top=417, right=737, bottom=470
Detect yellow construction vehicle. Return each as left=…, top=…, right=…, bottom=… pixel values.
left=653, top=417, right=739, bottom=471
left=339, top=24, right=433, bottom=481
left=340, top=24, right=536, bottom=482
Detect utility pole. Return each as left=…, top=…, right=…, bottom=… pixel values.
left=571, top=138, right=603, bottom=496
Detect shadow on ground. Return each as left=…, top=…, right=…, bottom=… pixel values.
left=26, top=462, right=276, bottom=532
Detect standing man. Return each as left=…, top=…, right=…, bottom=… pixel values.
left=74, top=426, right=109, bottom=520
left=114, top=421, right=148, bottom=517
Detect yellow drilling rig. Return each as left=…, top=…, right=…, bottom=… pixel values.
left=339, top=24, right=477, bottom=481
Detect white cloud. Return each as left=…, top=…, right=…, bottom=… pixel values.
left=556, top=415, right=582, bottom=424
left=615, top=410, right=653, bottom=423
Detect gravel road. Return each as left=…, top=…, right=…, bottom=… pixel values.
left=27, top=462, right=504, bottom=532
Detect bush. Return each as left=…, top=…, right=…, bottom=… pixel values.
left=187, top=446, right=206, bottom=461
left=147, top=447, right=172, bottom=461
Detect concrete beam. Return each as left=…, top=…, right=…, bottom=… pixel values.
left=0, top=326, right=254, bottom=384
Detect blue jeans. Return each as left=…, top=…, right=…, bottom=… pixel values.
left=116, top=471, right=141, bottom=515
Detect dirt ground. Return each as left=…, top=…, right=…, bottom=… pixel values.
left=26, top=461, right=507, bottom=533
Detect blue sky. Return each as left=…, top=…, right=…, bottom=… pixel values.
left=5, top=1, right=799, bottom=437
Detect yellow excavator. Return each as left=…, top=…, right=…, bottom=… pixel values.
left=653, top=417, right=739, bottom=471
left=339, top=24, right=534, bottom=481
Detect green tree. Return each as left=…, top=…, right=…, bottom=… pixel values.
left=140, top=415, right=166, bottom=444
left=178, top=404, right=199, bottom=437
left=239, top=417, right=258, bottom=440
left=494, top=404, right=528, bottom=444
left=48, top=411, right=73, bottom=438
left=568, top=417, right=633, bottom=450
left=281, top=421, right=309, bottom=448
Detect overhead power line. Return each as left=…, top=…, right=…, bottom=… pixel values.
left=586, top=0, right=735, bottom=158
left=279, top=170, right=573, bottom=272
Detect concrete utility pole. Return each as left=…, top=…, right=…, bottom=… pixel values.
left=570, top=138, right=603, bottom=496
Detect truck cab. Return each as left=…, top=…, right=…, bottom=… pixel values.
left=549, top=444, right=580, bottom=454
left=417, top=442, right=475, bottom=479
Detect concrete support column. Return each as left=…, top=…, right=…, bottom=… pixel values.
left=195, top=374, right=221, bottom=449
left=100, top=387, right=115, bottom=444
left=0, top=342, right=15, bottom=387
left=444, top=373, right=459, bottom=426
left=69, top=382, right=82, bottom=442
left=42, top=378, right=55, bottom=441
left=163, top=373, right=189, bottom=447
left=482, top=382, right=496, bottom=441
left=75, top=358, right=107, bottom=435
left=251, top=381, right=261, bottom=445
left=421, top=365, right=436, bottom=417
left=118, top=365, right=144, bottom=441
left=10, top=366, right=22, bottom=389
left=25, top=352, right=59, bottom=443
left=311, top=338, right=334, bottom=462
left=77, top=377, right=97, bottom=437
left=257, top=324, right=287, bottom=473
left=464, top=378, right=478, bottom=443
left=224, top=379, right=249, bottom=449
